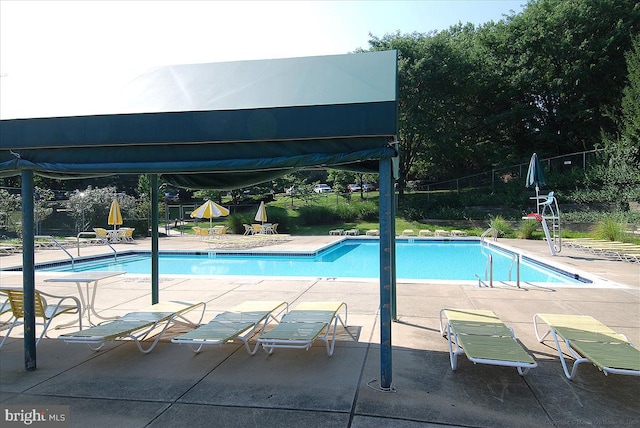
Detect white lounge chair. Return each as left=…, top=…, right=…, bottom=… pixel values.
left=440, top=308, right=537, bottom=375
left=172, top=301, right=288, bottom=355
left=59, top=301, right=205, bottom=354
left=533, top=313, right=640, bottom=379
left=257, top=301, right=348, bottom=356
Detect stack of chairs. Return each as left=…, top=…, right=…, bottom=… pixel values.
left=565, top=238, right=640, bottom=263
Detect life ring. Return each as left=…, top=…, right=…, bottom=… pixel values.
left=526, top=213, right=543, bottom=222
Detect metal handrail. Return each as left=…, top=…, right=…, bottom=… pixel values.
left=480, top=227, right=496, bottom=244
left=508, top=254, right=521, bottom=288
left=476, top=253, right=493, bottom=288
left=76, top=232, right=118, bottom=261
left=34, top=235, right=74, bottom=269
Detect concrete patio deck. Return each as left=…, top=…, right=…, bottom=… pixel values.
left=0, top=235, right=638, bottom=427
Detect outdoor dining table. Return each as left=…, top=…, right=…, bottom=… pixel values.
left=259, top=223, right=275, bottom=234
left=44, top=271, right=126, bottom=327
left=105, top=229, right=121, bottom=243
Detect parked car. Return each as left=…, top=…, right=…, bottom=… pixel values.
left=362, top=183, right=377, bottom=192
left=285, top=186, right=297, bottom=195
left=313, top=183, right=332, bottom=193
left=52, top=190, right=69, bottom=200
left=164, top=191, right=179, bottom=202
left=347, top=184, right=361, bottom=192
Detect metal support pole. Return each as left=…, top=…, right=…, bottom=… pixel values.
left=151, top=174, right=159, bottom=304
left=379, top=157, right=393, bottom=390
left=21, top=169, right=36, bottom=371
left=391, top=174, right=397, bottom=321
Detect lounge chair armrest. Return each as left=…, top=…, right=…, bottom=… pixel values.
left=37, top=290, right=82, bottom=308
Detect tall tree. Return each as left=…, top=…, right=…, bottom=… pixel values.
left=572, top=35, right=640, bottom=209
left=621, top=35, right=640, bottom=144
left=490, top=0, right=640, bottom=158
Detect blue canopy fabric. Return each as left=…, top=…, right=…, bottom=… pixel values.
left=0, top=51, right=398, bottom=187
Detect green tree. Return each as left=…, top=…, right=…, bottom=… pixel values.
left=622, top=35, right=640, bottom=144
left=490, top=0, right=640, bottom=157
left=0, top=188, right=20, bottom=233
left=573, top=35, right=640, bottom=209
left=64, top=186, right=137, bottom=232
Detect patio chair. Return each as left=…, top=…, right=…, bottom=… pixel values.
left=401, top=229, right=416, bottom=236
left=121, top=227, right=135, bottom=242
left=172, top=301, right=288, bottom=355
left=418, top=229, right=433, bottom=236
left=0, top=287, right=82, bottom=349
left=92, top=227, right=110, bottom=243
left=257, top=301, right=348, bottom=356
left=0, top=290, right=15, bottom=329
left=59, top=300, right=206, bottom=354
left=193, top=227, right=210, bottom=240
left=0, top=290, right=10, bottom=317
left=212, top=225, right=228, bottom=235
left=533, top=313, right=640, bottom=379
left=242, top=224, right=253, bottom=235
left=0, top=244, right=19, bottom=255
left=439, top=308, right=537, bottom=375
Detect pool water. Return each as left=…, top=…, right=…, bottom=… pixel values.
left=39, top=240, right=586, bottom=284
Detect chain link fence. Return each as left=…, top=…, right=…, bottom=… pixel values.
left=413, top=149, right=604, bottom=192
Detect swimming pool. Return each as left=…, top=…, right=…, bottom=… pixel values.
left=36, top=239, right=588, bottom=284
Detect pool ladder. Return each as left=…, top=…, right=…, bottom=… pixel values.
left=476, top=253, right=521, bottom=288
left=35, top=235, right=75, bottom=269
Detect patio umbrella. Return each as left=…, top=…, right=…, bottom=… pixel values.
left=190, top=200, right=229, bottom=228
left=254, top=201, right=267, bottom=224
left=107, top=199, right=123, bottom=230
left=526, top=153, right=546, bottom=213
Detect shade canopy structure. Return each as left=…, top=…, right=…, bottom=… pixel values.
left=190, top=200, right=229, bottom=228
left=1, top=50, right=398, bottom=187
left=107, top=199, right=123, bottom=229
left=0, top=50, right=398, bottom=389
left=254, top=201, right=268, bottom=224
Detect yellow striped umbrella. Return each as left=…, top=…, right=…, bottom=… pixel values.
left=190, top=200, right=229, bottom=228
left=108, top=199, right=123, bottom=229
left=254, top=201, right=267, bottom=224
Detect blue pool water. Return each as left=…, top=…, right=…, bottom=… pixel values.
left=39, top=240, right=586, bottom=284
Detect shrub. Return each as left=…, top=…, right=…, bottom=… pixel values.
left=518, top=219, right=539, bottom=239
left=297, top=206, right=339, bottom=225
left=227, top=213, right=254, bottom=234
left=592, top=216, right=628, bottom=241
left=489, top=215, right=512, bottom=238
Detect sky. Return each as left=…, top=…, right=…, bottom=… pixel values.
left=0, top=0, right=526, bottom=119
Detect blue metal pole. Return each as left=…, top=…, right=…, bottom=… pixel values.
left=379, top=158, right=393, bottom=389
left=21, top=169, right=36, bottom=371
left=391, top=173, right=397, bottom=321
left=151, top=174, right=159, bottom=304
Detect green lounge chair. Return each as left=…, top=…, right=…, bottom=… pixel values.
left=171, top=301, right=288, bottom=355
left=59, top=300, right=205, bottom=354
left=257, top=301, right=348, bottom=356
left=533, top=313, right=640, bottom=379
left=439, top=308, right=537, bottom=375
